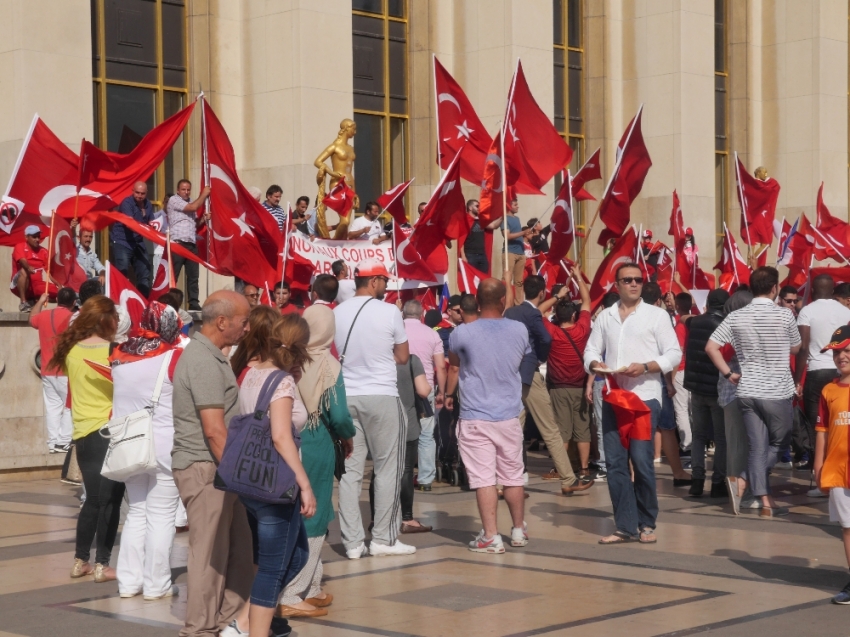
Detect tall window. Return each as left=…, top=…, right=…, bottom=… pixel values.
left=352, top=0, right=408, bottom=210
left=553, top=0, right=584, bottom=250
left=91, top=0, right=189, bottom=207
left=715, top=0, right=729, bottom=244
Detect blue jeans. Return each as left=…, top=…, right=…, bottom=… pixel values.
left=111, top=242, right=152, bottom=297
left=602, top=397, right=660, bottom=536
left=465, top=253, right=490, bottom=276
left=417, top=392, right=436, bottom=484
left=592, top=379, right=606, bottom=470
left=240, top=497, right=309, bottom=608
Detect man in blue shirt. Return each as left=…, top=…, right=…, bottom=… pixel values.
left=501, top=198, right=531, bottom=305
left=111, top=181, right=154, bottom=296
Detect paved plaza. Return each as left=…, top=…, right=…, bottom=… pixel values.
left=2, top=451, right=849, bottom=637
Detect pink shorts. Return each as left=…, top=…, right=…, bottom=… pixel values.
left=457, top=418, right=524, bottom=489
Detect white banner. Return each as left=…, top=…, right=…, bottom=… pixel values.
left=288, top=235, right=443, bottom=289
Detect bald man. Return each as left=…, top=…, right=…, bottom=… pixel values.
left=112, top=181, right=155, bottom=296
left=172, top=290, right=253, bottom=637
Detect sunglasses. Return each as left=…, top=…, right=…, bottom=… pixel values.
left=618, top=277, right=644, bottom=285
left=244, top=293, right=260, bottom=299
left=780, top=297, right=797, bottom=304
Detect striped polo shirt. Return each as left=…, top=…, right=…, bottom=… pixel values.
left=709, top=297, right=800, bottom=400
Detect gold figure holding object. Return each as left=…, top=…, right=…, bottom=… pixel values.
left=314, top=119, right=359, bottom=239
left=754, top=166, right=769, bottom=181
left=748, top=166, right=770, bottom=267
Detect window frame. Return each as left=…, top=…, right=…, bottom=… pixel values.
left=715, top=0, right=730, bottom=247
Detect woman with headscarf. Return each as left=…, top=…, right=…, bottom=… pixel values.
left=277, top=304, right=355, bottom=619
left=110, top=301, right=184, bottom=599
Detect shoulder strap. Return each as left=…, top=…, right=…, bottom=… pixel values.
left=560, top=326, right=585, bottom=361
left=150, top=350, right=175, bottom=408
left=253, top=369, right=288, bottom=418
left=339, top=298, right=372, bottom=364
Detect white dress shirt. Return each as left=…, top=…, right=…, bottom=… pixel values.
left=583, top=299, right=682, bottom=404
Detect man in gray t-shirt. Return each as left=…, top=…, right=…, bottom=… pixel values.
left=447, top=278, right=531, bottom=555
left=171, top=291, right=253, bottom=637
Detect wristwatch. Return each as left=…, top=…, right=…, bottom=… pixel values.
left=723, top=371, right=733, bottom=379
left=642, top=363, right=649, bottom=375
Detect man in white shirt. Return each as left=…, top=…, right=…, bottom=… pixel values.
left=333, top=259, right=414, bottom=558
left=332, top=260, right=356, bottom=303
left=347, top=202, right=387, bottom=243
left=584, top=263, right=681, bottom=544
left=794, top=274, right=850, bottom=482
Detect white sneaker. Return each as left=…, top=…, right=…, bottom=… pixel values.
left=468, top=530, right=505, bottom=554
left=345, top=543, right=368, bottom=560
left=653, top=457, right=661, bottom=464
left=144, top=585, right=178, bottom=601
left=220, top=620, right=248, bottom=637
left=369, top=540, right=416, bottom=557
left=741, top=498, right=763, bottom=510
left=510, top=522, right=528, bottom=547
left=807, top=487, right=828, bottom=498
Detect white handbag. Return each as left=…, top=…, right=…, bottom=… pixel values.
left=99, top=351, right=173, bottom=481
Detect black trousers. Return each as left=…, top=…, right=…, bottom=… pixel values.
left=369, top=439, right=418, bottom=523
left=74, top=430, right=125, bottom=564
left=464, top=253, right=490, bottom=276
left=172, top=241, right=200, bottom=308
left=798, top=369, right=838, bottom=455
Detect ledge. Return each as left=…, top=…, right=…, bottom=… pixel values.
left=0, top=452, right=67, bottom=472
left=0, top=313, right=33, bottom=323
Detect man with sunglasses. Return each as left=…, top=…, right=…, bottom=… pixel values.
left=241, top=284, right=260, bottom=308
left=584, top=263, right=682, bottom=544
left=778, top=285, right=799, bottom=316
left=11, top=225, right=53, bottom=312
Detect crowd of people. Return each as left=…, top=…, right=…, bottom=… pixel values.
left=15, top=175, right=850, bottom=632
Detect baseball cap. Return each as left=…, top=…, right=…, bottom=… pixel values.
left=643, top=229, right=653, bottom=239
left=822, top=325, right=850, bottom=353
left=353, top=258, right=392, bottom=279
left=685, top=227, right=694, bottom=235
left=25, top=225, right=41, bottom=236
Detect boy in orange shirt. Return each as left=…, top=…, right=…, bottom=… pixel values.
left=815, top=324, right=850, bottom=604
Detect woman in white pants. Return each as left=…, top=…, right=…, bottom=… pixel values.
left=111, top=302, right=183, bottom=600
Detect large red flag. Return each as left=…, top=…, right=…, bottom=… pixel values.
left=546, top=172, right=576, bottom=264
left=714, top=226, right=751, bottom=292
left=394, top=225, right=436, bottom=283
left=779, top=219, right=812, bottom=269
left=95, top=210, right=207, bottom=268
left=668, top=190, right=685, bottom=243
left=597, top=106, right=652, bottom=246
left=73, top=102, right=195, bottom=217
left=411, top=150, right=466, bottom=274
left=571, top=147, right=602, bottom=201
left=202, top=98, right=280, bottom=286
left=775, top=217, right=791, bottom=260
left=149, top=250, right=174, bottom=302
left=322, top=177, right=356, bottom=218
left=503, top=60, right=573, bottom=194
left=815, top=182, right=850, bottom=257
left=434, top=57, right=493, bottom=184
left=654, top=244, right=675, bottom=294
left=106, top=262, right=148, bottom=327
left=478, top=132, right=513, bottom=227
left=377, top=179, right=413, bottom=226
left=47, top=214, right=87, bottom=291
left=735, top=154, right=780, bottom=246
left=589, top=227, right=639, bottom=307
left=797, top=213, right=838, bottom=262
left=457, top=257, right=488, bottom=294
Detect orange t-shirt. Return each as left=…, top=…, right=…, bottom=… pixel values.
left=816, top=380, right=850, bottom=490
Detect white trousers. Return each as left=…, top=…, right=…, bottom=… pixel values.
left=117, top=470, right=180, bottom=597
left=42, top=375, right=72, bottom=448
left=673, top=370, right=692, bottom=449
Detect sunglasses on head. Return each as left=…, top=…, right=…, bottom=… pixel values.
left=618, top=276, right=644, bottom=285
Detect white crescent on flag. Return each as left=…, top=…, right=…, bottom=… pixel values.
left=119, top=288, right=147, bottom=315
left=54, top=230, right=71, bottom=266
left=39, top=185, right=106, bottom=216
left=437, top=93, right=461, bottom=111
left=210, top=164, right=238, bottom=199
left=396, top=236, right=415, bottom=266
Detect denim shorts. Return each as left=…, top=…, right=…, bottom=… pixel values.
left=658, top=389, right=677, bottom=431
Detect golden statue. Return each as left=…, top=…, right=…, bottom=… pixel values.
left=754, top=166, right=769, bottom=181
left=314, top=119, right=359, bottom=239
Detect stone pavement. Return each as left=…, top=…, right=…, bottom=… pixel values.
left=1, top=451, right=849, bottom=637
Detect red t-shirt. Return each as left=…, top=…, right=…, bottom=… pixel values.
left=30, top=307, right=72, bottom=376
left=674, top=316, right=688, bottom=371
left=11, top=242, right=47, bottom=278
left=279, top=303, right=302, bottom=315
left=544, top=310, right=591, bottom=388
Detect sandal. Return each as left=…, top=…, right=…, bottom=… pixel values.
left=541, top=468, right=560, bottom=480
left=598, top=531, right=637, bottom=545
left=639, top=528, right=657, bottom=544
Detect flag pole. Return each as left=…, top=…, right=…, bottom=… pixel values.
left=500, top=118, right=509, bottom=283
left=200, top=89, right=211, bottom=301
left=280, top=202, right=291, bottom=290
left=723, top=222, right=739, bottom=288
left=458, top=257, right=470, bottom=292
left=432, top=54, right=444, bottom=182
left=776, top=215, right=786, bottom=259
left=735, top=152, right=754, bottom=253
left=166, top=229, right=175, bottom=288
left=45, top=209, right=56, bottom=285
left=568, top=170, right=578, bottom=263
left=811, top=224, right=850, bottom=267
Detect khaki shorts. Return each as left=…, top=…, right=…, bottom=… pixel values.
left=549, top=386, right=591, bottom=443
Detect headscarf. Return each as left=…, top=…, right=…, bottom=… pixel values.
left=113, top=302, right=181, bottom=365
left=114, top=305, right=132, bottom=344
left=298, top=304, right=341, bottom=429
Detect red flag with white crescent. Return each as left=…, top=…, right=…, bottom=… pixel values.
left=377, top=179, right=413, bottom=226
left=149, top=250, right=173, bottom=302
left=736, top=154, right=780, bottom=246
left=106, top=262, right=148, bottom=327
left=457, top=257, right=488, bottom=294
left=571, top=147, right=602, bottom=201
left=394, top=224, right=437, bottom=283
left=48, top=214, right=87, bottom=291
left=589, top=228, right=639, bottom=307
left=546, top=172, right=575, bottom=264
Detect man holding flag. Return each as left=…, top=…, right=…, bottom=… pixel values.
left=166, top=179, right=211, bottom=311
left=112, top=181, right=155, bottom=297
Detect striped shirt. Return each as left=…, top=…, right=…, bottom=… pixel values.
left=263, top=202, right=286, bottom=231
left=166, top=195, right=196, bottom=243
left=709, top=298, right=800, bottom=400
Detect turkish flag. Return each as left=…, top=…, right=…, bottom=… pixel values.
left=202, top=98, right=280, bottom=286
left=603, top=379, right=653, bottom=449
left=815, top=183, right=850, bottom=257
left=457, top=257, right=488, bottom=294
left=478, top=132, right=515, bottom=227
left=668, top=190, right=686, bottom=244
left=714, top=227, right=751, bottom=292
left=775, top=217, right=792, bottom=260
left=434, top=57, right=493, bottom=184
left=736, top=155, right=780, bottom=246
left=95, top=211, right=207, bottom=268
left=47, top=214, right=87, bottom=291
left=323, top=176, right=356, bottom=218
left=779, top=218, right=813, bottom=269
left=149, top=249, right=174, bottom=302
left=377, top=179, right=413, bottom=226
left=503, top=61, right=572, bottom=194
left=73, top=102, right=195, bottom=217
left=571, top=147, right=602, bottom=201
left=797, top=213, right=837, bottom=262
left=106, top=262, right=148, bottom=327
left=597, top=106, right=652, bottom=246
left=394, top=224, right=437, bottom=283
left=654, top=244, right=675, bottom=294
left=546, top=172, right=575, bottom=264
left=411, top=150, right=466, bottom=275
left=589, top=227, right=639, bottom=307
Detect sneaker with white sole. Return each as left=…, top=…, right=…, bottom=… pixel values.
left=369, top=540, right=416, bottom=557
left=741, top=497, right=763, bottom=510
left=510, top=522, right=528, bottom=547
left=468, top=530, right=505, bottom=554
left=774, top=461, right=793, bottom=470
left=144, top=585, right=178, bottom=601
left=807, top=487, right=828, bottom=498
left=345, top=543, right=368, bottom=560
left=220, top=619, right=248, bottom=637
